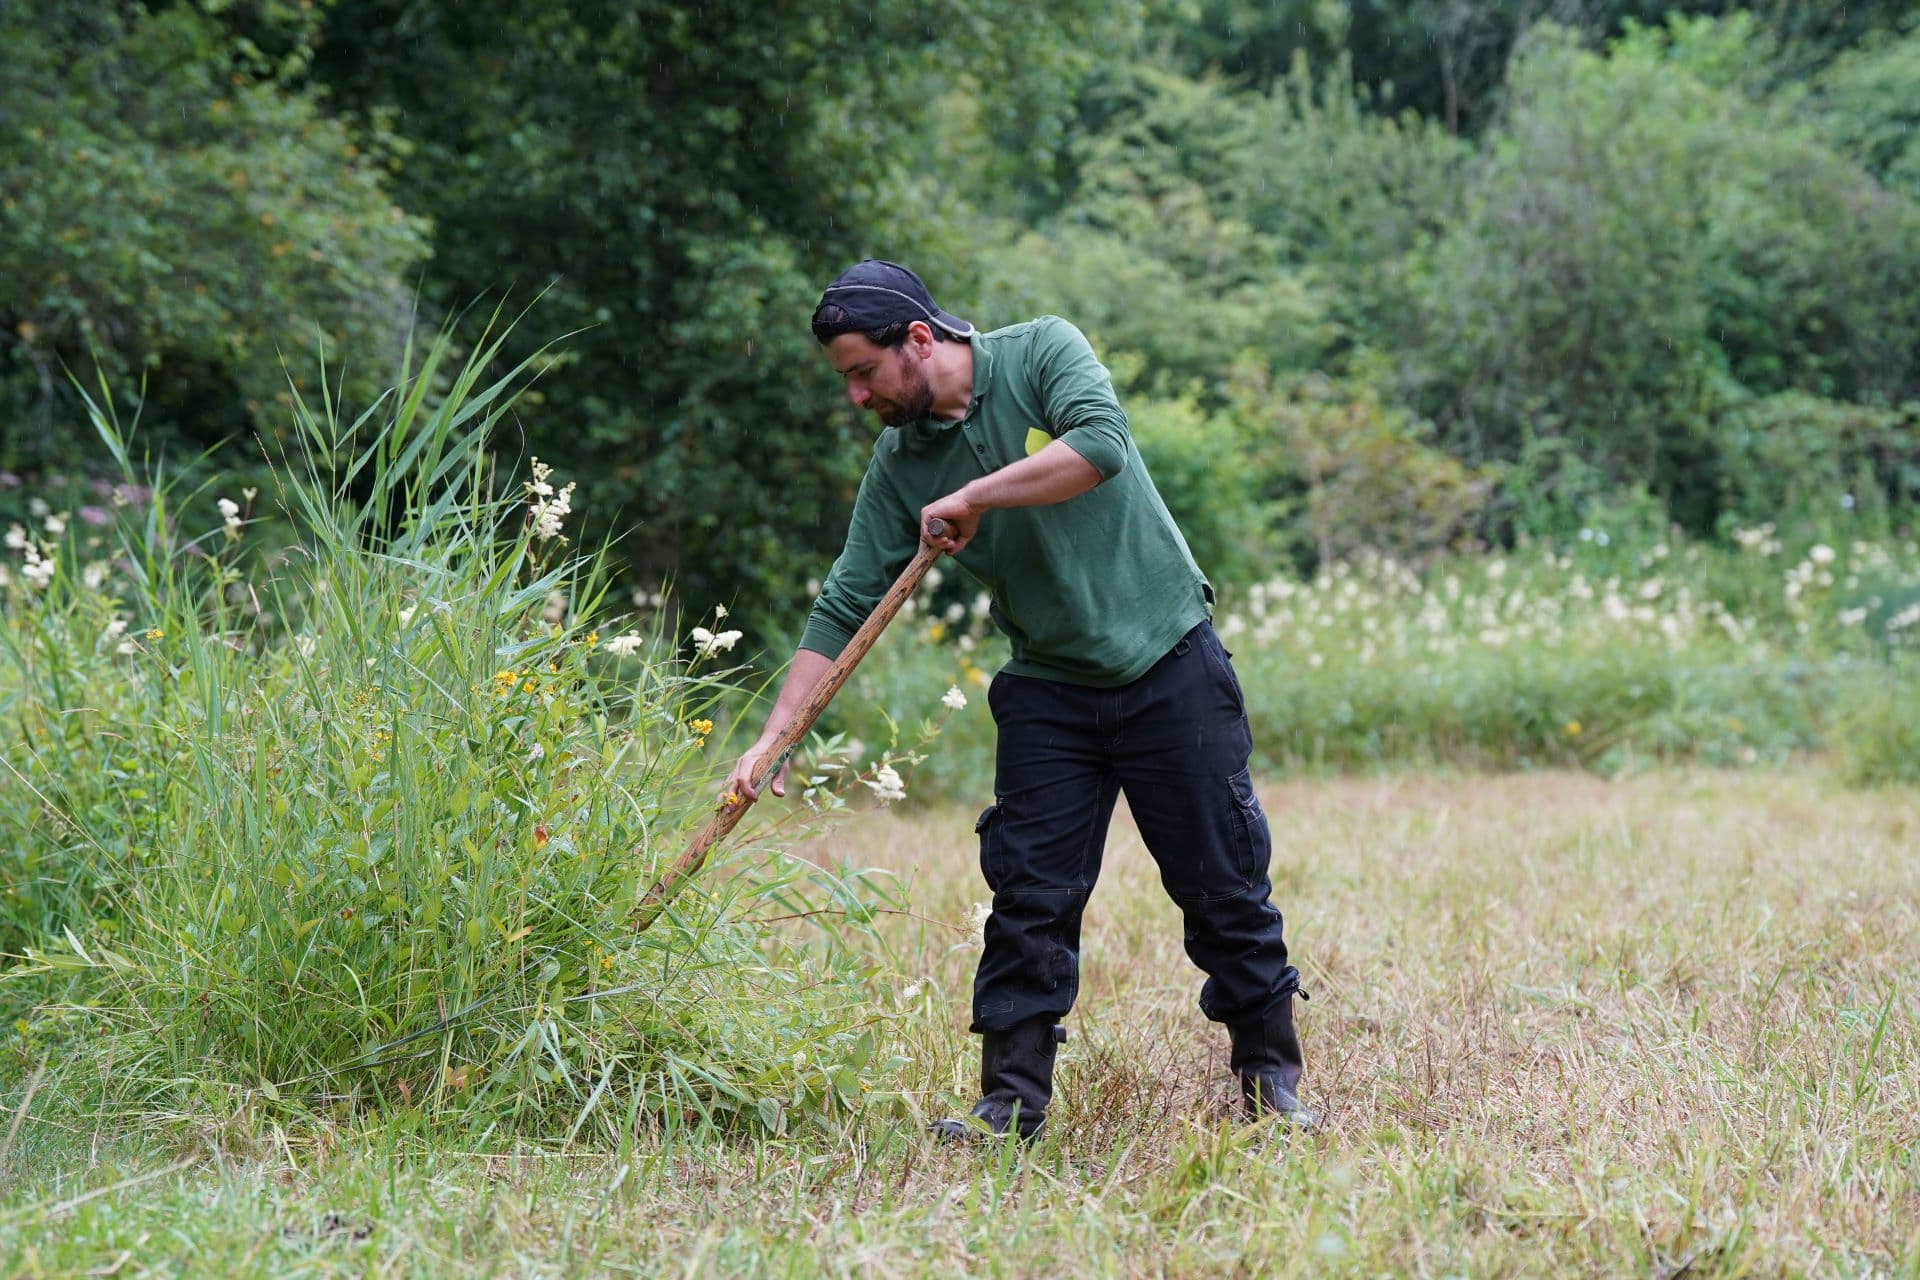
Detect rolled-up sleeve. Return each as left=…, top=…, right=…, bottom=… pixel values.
left=1033, top=317, right=1130, bottom=481
left=798, top=454, right=916, bottom=659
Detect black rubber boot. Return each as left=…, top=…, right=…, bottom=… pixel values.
left=1228, top=991, right=1312, bottom=1125
left=930, top=1020, right=1064, bottom=1143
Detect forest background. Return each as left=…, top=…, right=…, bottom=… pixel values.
left=7, top=0, right=1918, bottom=618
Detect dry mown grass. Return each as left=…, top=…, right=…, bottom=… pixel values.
left=3, top=769, right=1916, bottom=1277
left=808, top=768, right=1920, bottom=1276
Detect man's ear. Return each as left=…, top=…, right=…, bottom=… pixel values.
left=905, top=319, right=937, bottom=356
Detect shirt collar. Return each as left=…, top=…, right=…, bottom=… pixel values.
left=963, top=332, right=994, bottom=417
left=898, top=335, right=990, bottom=444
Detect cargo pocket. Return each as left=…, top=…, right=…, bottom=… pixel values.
left=1228, top=768, right=1268, bottom=882
left=975, top=802, right=1006, bottom=892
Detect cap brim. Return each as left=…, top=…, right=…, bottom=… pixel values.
left=930, top=309, right=975, bottom=338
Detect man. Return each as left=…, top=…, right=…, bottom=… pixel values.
left=722, top=259, right=1307, bottom=1141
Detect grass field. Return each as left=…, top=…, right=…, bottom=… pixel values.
left=4, top=767, right=1915, bottom=1278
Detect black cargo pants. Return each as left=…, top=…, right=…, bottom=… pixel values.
left=970, top=621, right=1300, bottom=1033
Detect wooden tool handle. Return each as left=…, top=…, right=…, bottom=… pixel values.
left=633, top=518, right=951, bottom=931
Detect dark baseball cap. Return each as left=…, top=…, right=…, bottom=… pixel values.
left=814, top=259, right=975, bottom=339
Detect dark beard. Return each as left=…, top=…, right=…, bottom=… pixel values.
left=873, top=358, right=934, bottom=427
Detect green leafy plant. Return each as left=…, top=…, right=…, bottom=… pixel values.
left=1, top=319, right=912, bottom=1140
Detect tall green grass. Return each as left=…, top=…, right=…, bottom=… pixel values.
left=819, top=532, right=1920, bottom=801
left=1, top=322, right=908, bottom=1140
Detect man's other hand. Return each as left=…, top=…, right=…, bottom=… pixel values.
left=721, top=744, right=789, bottom=807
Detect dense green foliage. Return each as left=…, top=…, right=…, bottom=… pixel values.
left=3, top=0, right=1918, bottom=625
left=0, top=1, right=427, bottom=460
left=1, top=329, right=911, bottom=1138
left=827, top=525, right=1920, bottom=803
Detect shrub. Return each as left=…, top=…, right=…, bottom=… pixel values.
left=1128, top=390, right=1276, bottom=584
left=820, top=532, right=1920, bottom=801
left=1828, top=663, right=1920, bottom=787
left=1, top=323, right=908, bottom=1139
left=1407, top=18, right=1920, bottom=535
left=1230, top=365, right=1493, bottom=572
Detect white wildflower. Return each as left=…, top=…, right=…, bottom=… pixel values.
left=526, top=458, right=555, bottom=498
left=1838, top=607, right=1868, bottom=628
left=603, top=632, right=645, bottom=657
left=27, top=498, right=49, bottom=518
left=944, top=602, right=966, bottom=625
left=103, top=618, right=128, bottom=646
left=941, top=685, right=967, bottom=711
left=863, top=762, right=906, bottom=804
left=4, top=524, right=25, bottom=550
left=689, top=626, right=743, bottom=658
left=1808, top=544, right=1836, bottom=566
left=526, top=742, right=545, bottom=763
left=543, top=589, right=568, bottom=624
left=293, top=634, right=318, bottom=658
left=82, top=561, right=110, bottom=589
left=525, top=458, right=576, bottom=542
left=965, top=901, right=993, bottom=939
left=902, top=982, right=922, bottom=1001
left=398, top=605, right=417, bottom=626
left=21, top=543, right=53, bottom=589
left=42, top=513, right=66, bottom=537
left=713, top=603, right=729, bottom=620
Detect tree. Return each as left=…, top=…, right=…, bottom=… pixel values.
left=311, top=0, right=1133, bottom=618
left=1404, top=18, right=1920, bottom=532
left=0, top=1, right=426, bottom=467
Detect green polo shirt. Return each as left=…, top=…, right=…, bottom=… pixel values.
left=799, top=316, right=1212, bottom=688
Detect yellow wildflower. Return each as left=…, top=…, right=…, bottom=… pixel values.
left=1564, top=720, right=1583, bottom=737
left=585, top=631, right=599, bottom=649
left=145, top=627, right=165, bottom=641
left=689, top=718, right=714, bottom=737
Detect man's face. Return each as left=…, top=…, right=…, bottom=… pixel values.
left=825, top=332, right=933, bottom=427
